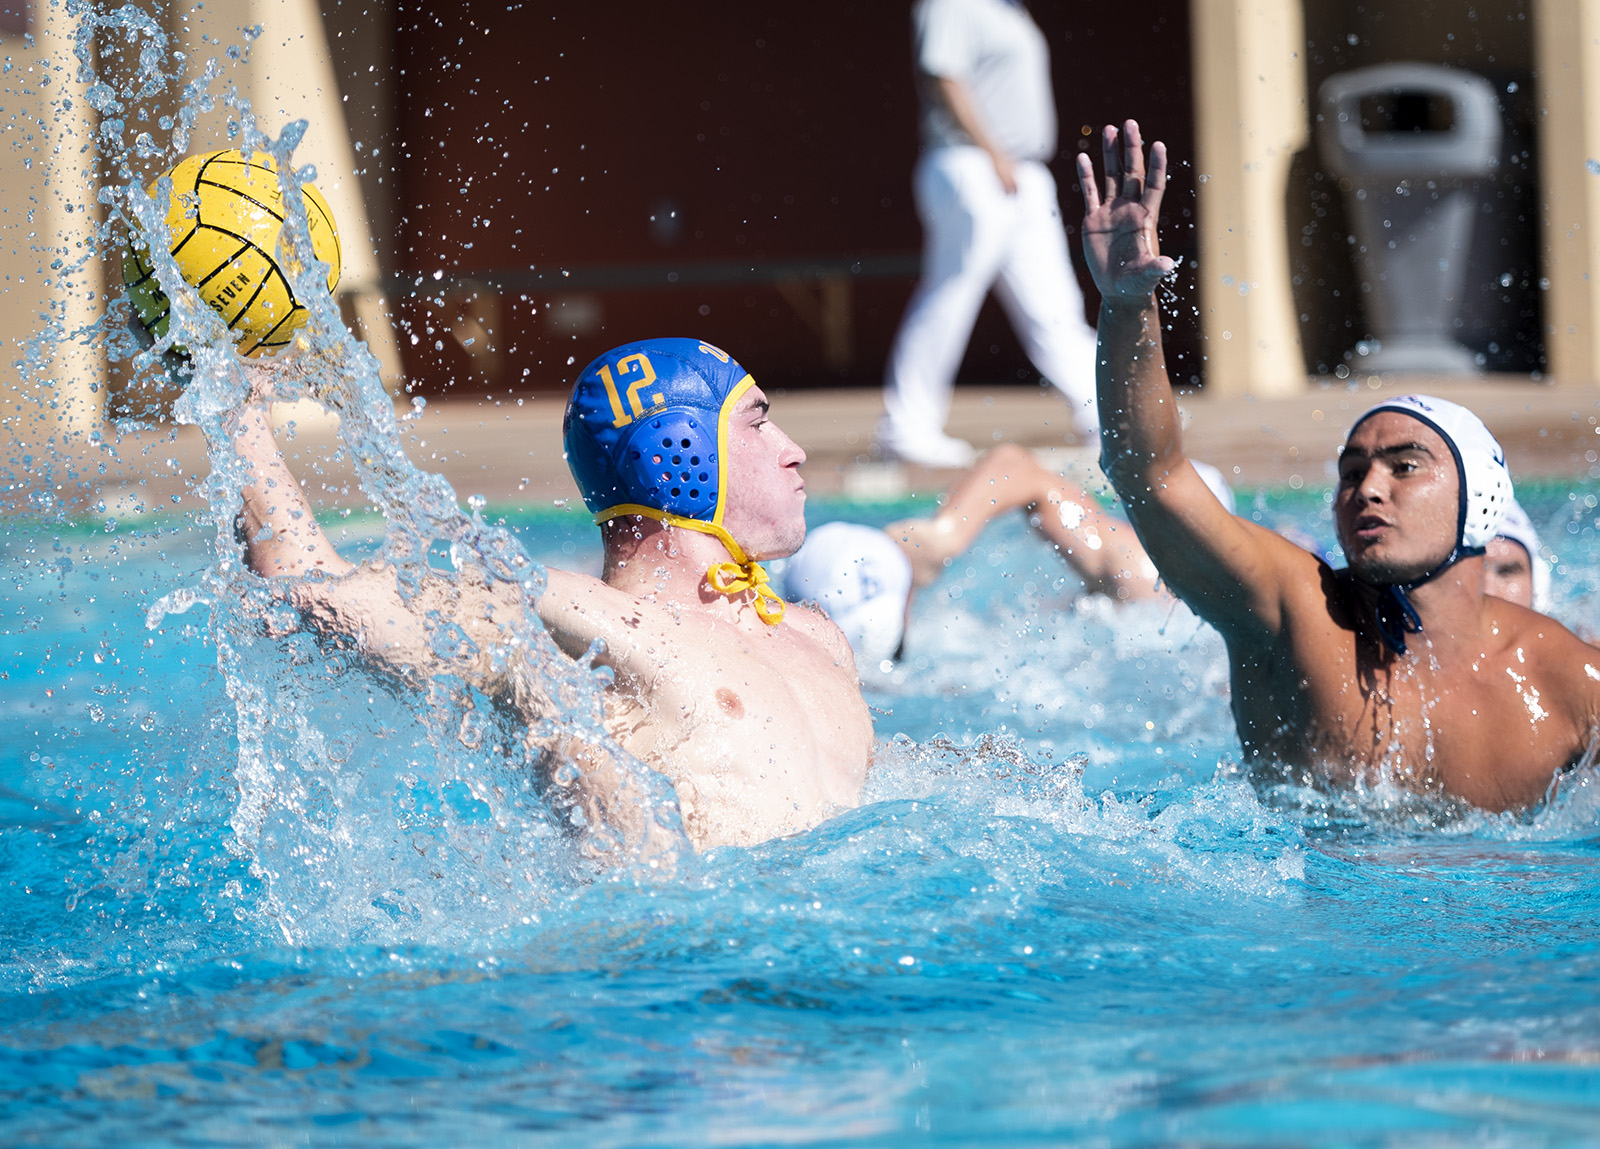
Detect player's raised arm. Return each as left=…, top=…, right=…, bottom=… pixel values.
left=228, top=403, right=354, bottom=581
left=1075, top=120, right=1313, bottom=638
left=888, top=443, right=1158, bottom=600
left=212, top=363, right=527, bottom=691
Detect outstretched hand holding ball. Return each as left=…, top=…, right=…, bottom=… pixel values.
left=121, top=149, right=342, bottom=357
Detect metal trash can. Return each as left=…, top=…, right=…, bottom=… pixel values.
left=1317, top=63, right=1502, bottom=374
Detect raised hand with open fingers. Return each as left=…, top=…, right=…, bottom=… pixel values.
left=1076, top=119, right=1176, bottom=303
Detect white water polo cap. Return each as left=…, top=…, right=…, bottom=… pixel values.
left=783, top=522, right=914, bottom=665
left=1495, top=497, right=1552, bottom=612
left=1349, top=394, right=1511, bottom=549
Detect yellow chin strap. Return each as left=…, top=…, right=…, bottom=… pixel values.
left=596, top=505, right=786, bottom=626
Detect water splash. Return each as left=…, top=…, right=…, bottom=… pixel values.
left=48, top=7, right=687, bottom=949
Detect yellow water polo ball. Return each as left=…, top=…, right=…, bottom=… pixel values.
left=121, top=148, right=342, bottom=357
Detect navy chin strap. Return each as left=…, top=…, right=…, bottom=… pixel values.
left=1369, top=543, right=1485, bottom=656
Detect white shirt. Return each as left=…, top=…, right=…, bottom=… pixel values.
left=913, top=0, right=1056, bottom=161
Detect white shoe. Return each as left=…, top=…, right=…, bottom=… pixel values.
left=876, top=426, right=978, bottom=469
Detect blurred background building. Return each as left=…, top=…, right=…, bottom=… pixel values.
left=3, top=0, right=1598, bottom=443
left=331, top=0, right=1202, bottom=399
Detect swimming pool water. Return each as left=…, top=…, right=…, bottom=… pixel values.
left=3, top=483, right=1600, bottom=1146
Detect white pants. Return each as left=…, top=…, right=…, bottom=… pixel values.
left=883, top=147, right=1100, bottom=442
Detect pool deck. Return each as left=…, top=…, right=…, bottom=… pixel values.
left=38, top=372, right=1600, bottom=520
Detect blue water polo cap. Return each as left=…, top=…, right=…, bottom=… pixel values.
left=563, top=337, right=756, bottom=524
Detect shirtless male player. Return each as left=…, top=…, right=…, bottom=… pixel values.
left=224, top=337, right=872, bottom=850
left=1077, top=120, right=1600, bottom=811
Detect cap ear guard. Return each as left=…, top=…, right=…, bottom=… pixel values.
left=1459, top=451, right=1511, bottom=550
left=620, top=410, right=720, bottom=521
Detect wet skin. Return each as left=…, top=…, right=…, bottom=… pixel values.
left=1077, top=119, right=1600, bottom=810
left=224, top=371, right=872, bottom=851
left=887, top=442, right=1160, bottom=603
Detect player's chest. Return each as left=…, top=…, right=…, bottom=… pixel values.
left=1301, top=643, right=1579, bottom=800
left=630, top=623, right=870, bottom=744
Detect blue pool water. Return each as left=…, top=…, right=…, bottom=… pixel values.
left=8, top=9, right=1600, bottom=1140
left=3, top=482, right=1600, bottom=1146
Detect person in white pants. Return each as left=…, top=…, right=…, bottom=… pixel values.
left=879, top=0, right=1100, bottom=468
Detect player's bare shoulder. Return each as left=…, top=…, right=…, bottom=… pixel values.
left=784, top=596, right=862, bottom=673
left=1197, top=512, right=1340, bottom=643
left=1491, top=597, right=1600, bottom=716
left=535, top=568, right=657, bottom=661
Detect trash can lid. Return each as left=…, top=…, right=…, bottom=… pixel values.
left=1317, top=63, right=1501, bottom=179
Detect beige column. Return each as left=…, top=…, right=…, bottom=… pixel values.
left=1188, top=0, right=1308, bottom=398
left=0, top=0, right=105, bottom=480
left=1534, top=0, right=1600, bottom=385
left=176, top=0, right=405, bottom=394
